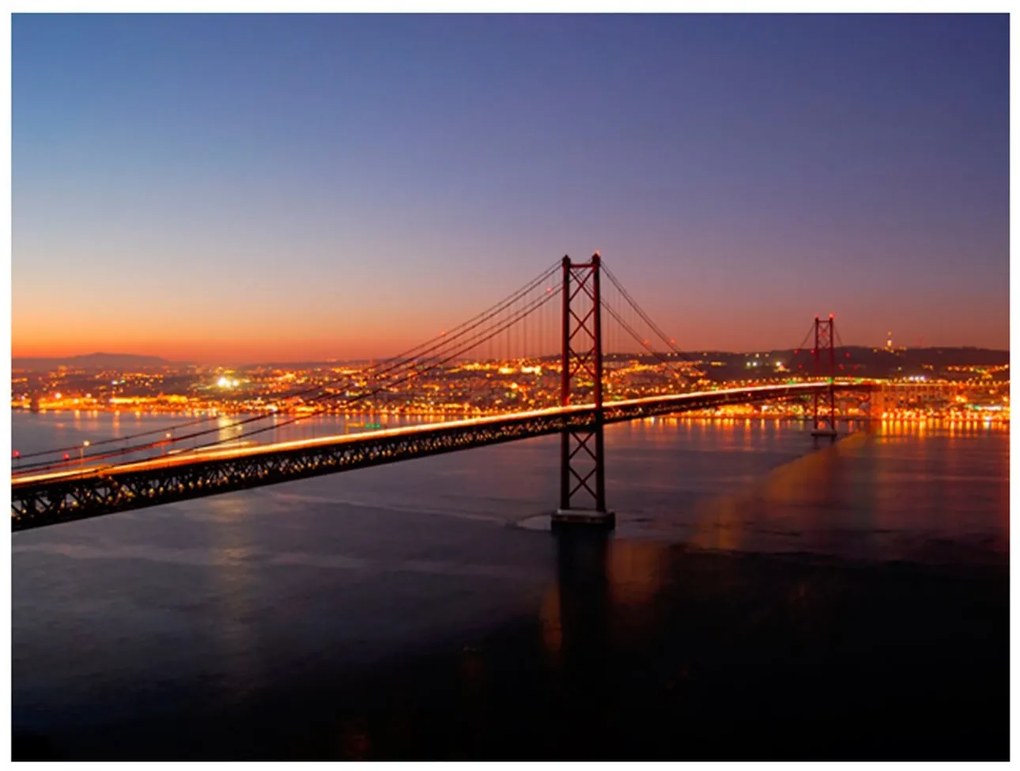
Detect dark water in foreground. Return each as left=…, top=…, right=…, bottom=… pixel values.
left=12, top=416, right=1009, bottom=759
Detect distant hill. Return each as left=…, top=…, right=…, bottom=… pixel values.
left=12, top=352, right=175, bottom=372
left=635, top=346, right=1009, bottom=381
left=9, top=346, right=1008, bottom=374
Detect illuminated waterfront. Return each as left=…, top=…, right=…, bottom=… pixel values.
left=11, top=349, right=1010, bottom=421
left=12, top=11, right=1008, bottom=761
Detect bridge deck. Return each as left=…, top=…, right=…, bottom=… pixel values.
left=12, top=382, right=864, bottom=530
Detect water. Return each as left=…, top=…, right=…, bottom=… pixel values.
left=11, top=413, right=1009, bottom=759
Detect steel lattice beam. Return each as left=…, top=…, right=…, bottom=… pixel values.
left=559, top=253, right=607, bottom=516
left=812, top=315, right=838, bottom=435
left=11, top=383, right=866, bottom=532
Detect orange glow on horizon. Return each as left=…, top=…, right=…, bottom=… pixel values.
left=11, top=310, right=467, bottom=364
left=11, top=335, right=425, bottom=364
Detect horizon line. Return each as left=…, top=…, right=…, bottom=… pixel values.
left=10, top=342, right=1011, bottom=369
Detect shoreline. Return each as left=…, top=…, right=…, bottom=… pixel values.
left=10, top=406, right=1010, bottom=425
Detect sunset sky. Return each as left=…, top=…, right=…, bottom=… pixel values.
left=12, top=14, right=1009, bottom=363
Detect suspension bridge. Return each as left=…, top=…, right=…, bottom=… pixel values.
left=11, top=254, right=866, bottom=531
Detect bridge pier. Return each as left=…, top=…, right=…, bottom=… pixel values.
left=868, top=388, right=885, bottom=421
left=554, top=253, right=614, bottom=528
left=553, top=508, right=616, bottom=527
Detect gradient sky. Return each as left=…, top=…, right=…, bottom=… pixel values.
left=12, top=13, right=1009, bottom=363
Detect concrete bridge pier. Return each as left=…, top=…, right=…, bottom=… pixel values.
left=553, top=507, right=616, bottom=528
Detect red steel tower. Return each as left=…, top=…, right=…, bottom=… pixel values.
left=554, top=253, right=614, bottom=527
left=811, top=314, right=838, bottom=438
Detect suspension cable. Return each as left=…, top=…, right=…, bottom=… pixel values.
left=17, top=280, right=563, bottom=476
left=16, top=260, right=560, bottom=469
left=601, top=298, right=690, bottom=386
left=601, top=262, right=695, bottom=362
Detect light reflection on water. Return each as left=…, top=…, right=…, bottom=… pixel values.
left=11, top=413, right=1008, bottom=759
left=12, top=412, right=1008, bottom=563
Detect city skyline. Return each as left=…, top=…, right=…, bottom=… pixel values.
left=8, top=336, right=1012, bottom=369
left=12, top=14, right=1009, bottom=362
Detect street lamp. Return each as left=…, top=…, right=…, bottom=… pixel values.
left=80, top=439, right=90, bottom=466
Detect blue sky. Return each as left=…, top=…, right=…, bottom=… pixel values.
left=12, top=14, right=1009, bottom=361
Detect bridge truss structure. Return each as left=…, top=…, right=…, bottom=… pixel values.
left=12, top=254, right=864, bottom=532
left=12, top=384, right=861, bottom=532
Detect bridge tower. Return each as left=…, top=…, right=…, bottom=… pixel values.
left=553, top=253, right=614, bottom=527
left=811, top=314, right=838, bottom=438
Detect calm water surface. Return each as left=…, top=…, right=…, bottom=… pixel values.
left=11, top=412, right=1009, bottom=759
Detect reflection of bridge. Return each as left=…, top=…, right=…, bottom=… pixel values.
left=11, top=254, right=863, bottom=531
